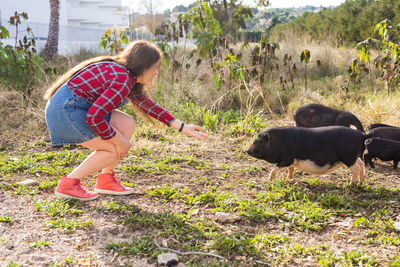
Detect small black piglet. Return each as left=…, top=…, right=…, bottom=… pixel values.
left=365, top=127, right=400, bottom=142
left=293, top=103, right=365, bottom=132
left=366, top=123, right=398, bottom=131
left=364, top=138, right=400, bottom=169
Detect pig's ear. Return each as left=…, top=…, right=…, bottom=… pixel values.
left=262, top=132, right=270, bottom=142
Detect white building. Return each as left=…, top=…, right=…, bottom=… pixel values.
left=0, top=0, right=129, bottom=55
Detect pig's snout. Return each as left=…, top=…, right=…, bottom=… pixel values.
left=246, top=145, right=258, bottom=157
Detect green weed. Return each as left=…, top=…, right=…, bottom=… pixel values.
left=0, top=150, right=87, bottom=175
left=105, top=235, right=155, bottom=256
left=146, top=185, right=183, bottom=202
left=35, top=199, right=84, bottom=217
left=123, top=155, right=209, bottom=174
left=226, top=114, right=266, bottom=137
left=31, top=240, right=50, bottom=248
left=97, top=200, right=139, bottom=215
left=0, top=216, right=13, bottom=223
left=44, top=218, right=92, bottom=233
left=6, top=261, right=19, bottom=267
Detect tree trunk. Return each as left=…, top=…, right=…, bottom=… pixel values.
left=42, top=0, right=60, bottom=60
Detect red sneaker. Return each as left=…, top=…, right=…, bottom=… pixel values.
left=94, top=171, right=134, bottom=195
left=55, top=175, right=98, bottom=201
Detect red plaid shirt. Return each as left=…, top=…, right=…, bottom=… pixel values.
left=67, top=62, right=175, bottom=140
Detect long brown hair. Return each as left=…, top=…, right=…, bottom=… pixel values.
left=43, top=40, right=162, bottom=100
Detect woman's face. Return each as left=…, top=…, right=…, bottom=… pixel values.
left=137, top=61, right=160, bottom=85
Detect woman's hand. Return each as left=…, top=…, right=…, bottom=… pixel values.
left=171, top=119, right=208, bottom=140
left=182, top=124, right=208, bottom=140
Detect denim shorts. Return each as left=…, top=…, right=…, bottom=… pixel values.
left=45, top=83, right=128, bottom=145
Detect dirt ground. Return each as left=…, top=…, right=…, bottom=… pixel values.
left=0, top=130, right=400, bottom=266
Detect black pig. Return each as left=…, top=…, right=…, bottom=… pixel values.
left=247, top=126, right=365, bottom=182
left=367, top=123, right=398, bottom=131
left=364, top=138, right=400, bottom=169
left=293, top=103, right=364, bottom=132
left=365, top=127, right=400, bottom=141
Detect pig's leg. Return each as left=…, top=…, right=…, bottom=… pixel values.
left=393, top=152, right=400, bottom=170
left=287, top=166, right=295, bottom=178
left=364, top=153, right=375, bottom=168
left=349, top=158, right=363, bottom=183
left=268, top=167, right=283, bottom=180
left=357, top=158, right=365, bottom=182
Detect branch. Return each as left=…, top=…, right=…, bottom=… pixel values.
left=367, top=99, right=392, bottom=116
left=0, top=182, right=17, bottom=190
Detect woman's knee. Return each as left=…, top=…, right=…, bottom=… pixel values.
left=124, top=119, right=135, bottom=136
left=110, top=110, right=135, bottom=138
left=80, top=137, right=118, bottom=156
left=102, top=146, right=119, bottom=163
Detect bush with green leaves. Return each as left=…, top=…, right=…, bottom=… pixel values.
left=100, top=27, right=130, bottom=55
left=0, top=12, right=45, bottom=106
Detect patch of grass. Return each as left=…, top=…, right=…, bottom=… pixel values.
left=35, top=199, right=84, bottom=217
left=105, top=235, right=156, bottom=257
left=13, top=185, right=39, bottom=195
left=275, top=243, right=380, bottom=266
left=123, top=154, right=210, bottom=174
left=3, top=177, right=59, bottom=196
left=31, top=240, right=50, bottom=248
left=241, top=166, right=261, bottom=174
left=38, top=177, right=59, bottom=191
left=225, top=114, right=266, bottom=137
left=121, top=210, right=291, bottom=264
left=185, top=190, right=219, bottom=206
left=130, top=147, right=152, bottom=156
left=0, top=150, right=87, bottom=175
left=283, top=198, right=332, bottom=231
left=97, top=200, right=139, bottom=215
left=123, top=212, right=205, bottom=251
left=44, top=218, right=92, bottom=234
left=5, top=261, right=19, bottom=267
left=175, top=101, right=221, bottom=132
left=317, top=192, right=358, bottom=211
left=253, top=233, right=292, bottom=252
left=0, top=216, right=14, bottom=223
left=210, top=233, right=260, bottom=258
left=237, top=200, right=284, bottom=222
left=146, top=185, right=184, bottom=202
left=379, top=234, right=400, bottom=246
left=342, top=250, right=379, bottom=266
left=390, top=257, right=400, bottom=266
left=64, top=257, right=75, bottom=264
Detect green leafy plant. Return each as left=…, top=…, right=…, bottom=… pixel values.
left=183, top=1, right=222, bottom=69
left=106, top=235, right=156, bottom=256
left=300, top=49, right=311, bottom=89
left=100, top=28, right=130, bottom=55
left=0, top=216, right=14, bottom=223
left=356, top=38, right=377, bottom=92
left=44, top=218, right=92, bottom=234
left=31, top=240, right=50, bottom=248
left=373, top=19, right=400, bottom=92
left=35, top=199, right=84, bottom=217
left=0, top=12, right=43, bottom=106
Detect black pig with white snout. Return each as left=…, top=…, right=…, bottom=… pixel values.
left=364, top=138, right=400, bottom=169
left=247, top=126, right=365, bottom=182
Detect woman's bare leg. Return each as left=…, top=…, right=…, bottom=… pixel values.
left=66, top=109, right=135, bottom=179
left=101, top=109, right=135, bottom=174
left=67, top=137, right=118, bottom=179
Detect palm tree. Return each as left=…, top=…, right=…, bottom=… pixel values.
left=42, top=0, right=60, bottom=60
